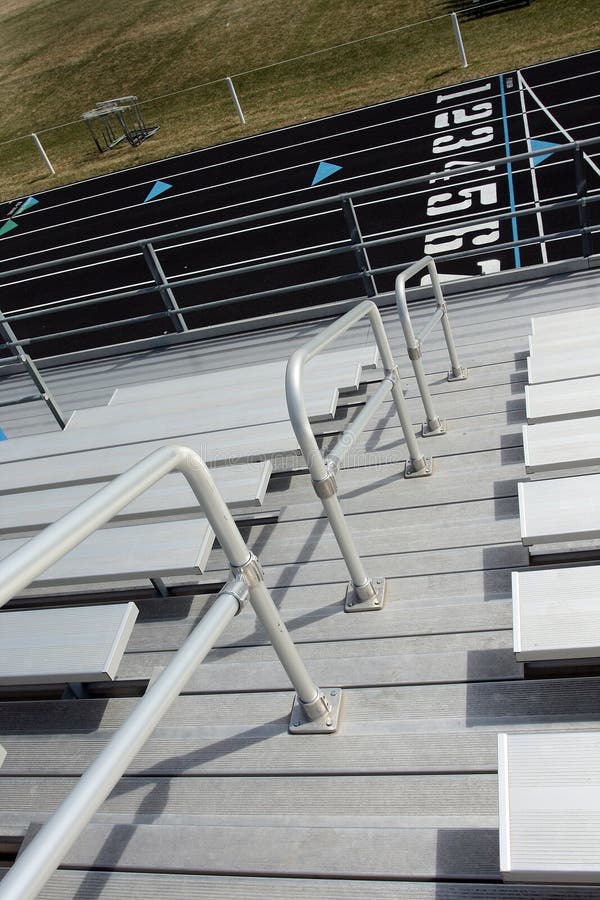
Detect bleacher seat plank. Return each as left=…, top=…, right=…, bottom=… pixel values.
left=527, top=346, right=600, bottom=384
left=0, top=519, right=214, bottom=587
left=523, top=418, right=600, bottom=473
left=531, top=307, right=600, bottom=338
left=526, top=376, right=600, bottom=423
left=108, top=347, right=378, bottom=406
left=512, top=567, right=600, bottom=661
left=142, top=630, right=519, bottom=692
left=36, top=820, right=499, bottom=880
left=498, top=731, right=600, bottom=883
left=1, top=678, right=597, bottom=734
left=0, top=462, right=271, bottom=532
left=68, top=380, right=340, bottom=431
left=528, top=330, right=600, bottom=358
left=518, top=474, right=600, bottom=545
left=67, top=347, right=377, bottom=430
left=0, top=423, right=295, bottom=488
left=0, top=416, right=299, bottom=466
left=0, top=603, right=138, bottom=684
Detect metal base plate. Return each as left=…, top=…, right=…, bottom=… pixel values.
left=422, top=419, right=447, bottom=437
left=447, top=367, right=468, bottom=382
left=345, top=577, right=386, bottom=612
left=404, top=457, right=433, bottom=478
left=289, top=688, right=343, bottom=734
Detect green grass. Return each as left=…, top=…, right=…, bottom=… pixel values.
left=0, top=0, right=598, bottom=200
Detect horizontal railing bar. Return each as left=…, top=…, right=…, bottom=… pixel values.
left=0, top=137, right=598, bottom=286
left=0, top=393, right=43, bottom=408
left=3, top=188, right=595, bottom=339
left=327, top=375, right=394, bottom=472
left=1, top=270, right=364, bottom=349
left=2, top=238, right=357, bottom=324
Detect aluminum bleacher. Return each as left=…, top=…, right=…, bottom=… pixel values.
left=1, top=268, right=600, bottom=896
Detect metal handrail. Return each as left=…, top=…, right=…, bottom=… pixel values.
left=395, top=256, right=467, bottom=436
left=0, top=444, right=340, bottom=900
left=286, top=299, right=431, bottom=614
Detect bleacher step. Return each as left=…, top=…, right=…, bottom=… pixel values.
left=526, top=376, right=600, bottom=423
left=498, top=731, right=600, bottom=883
left=523, top=417, right=600, bottom=473
left=512, top=566, right=600, bottom=661
left=518, top=474, right=600, bottom=545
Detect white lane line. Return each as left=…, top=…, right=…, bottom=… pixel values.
left=517, top=69, right=548, bottom=264
left=519, top=72, right=600, bottom=179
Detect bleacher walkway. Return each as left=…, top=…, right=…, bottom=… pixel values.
left=1, top=268, right=600, bottom=896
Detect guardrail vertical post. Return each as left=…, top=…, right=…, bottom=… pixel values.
left=226, top=76, right=246, bottom=125
left=141, top=242, right=189, bottom=333
left=0, top=310, right=67, bottom=429
left=341, top=196, right=377, bottom=298
left=574, top=144, right=591, bottom=258
left=31, top=132, right=55, bottom=175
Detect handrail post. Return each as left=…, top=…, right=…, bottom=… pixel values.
left=341, top=196, right=377, bottom=298
left=286, top=300, right=431, bottom=613
left=0, top=309, right=67, bottom=429
left=141, top=242, right=189, bottom=333
left=395, top=256, right=467, bottom=437
left=574, top=143, right=591, bottom=258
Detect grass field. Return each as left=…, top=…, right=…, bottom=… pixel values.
left=0, top=0, right=598, bottom=200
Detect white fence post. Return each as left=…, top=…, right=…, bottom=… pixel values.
left=451, top=12, right=468, bottom=68
left=31, top=132, right=55, bottom=175
left=226, top=76, right=246, bottom=124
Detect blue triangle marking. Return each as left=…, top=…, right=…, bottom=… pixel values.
left=144, top=180, right=173, bottom=203
left=0, top=220, right=18, bottom=237
left=311, top=161, right=342, bottom=186
left=531, top=139, right=560, bottom=167
left=14, top=196, right=39, bottom=216
left=0, top=427, right=6, bottom=441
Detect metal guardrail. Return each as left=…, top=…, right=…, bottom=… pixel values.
left=0, top=444, right=341, bottom=900
left=395, top=255, right=467, bottom=436
left=1, top=137, right=599, bottom=351
left=286, top=299, right=431, bottom=614
left=0, top=138, right=599, bottom=426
